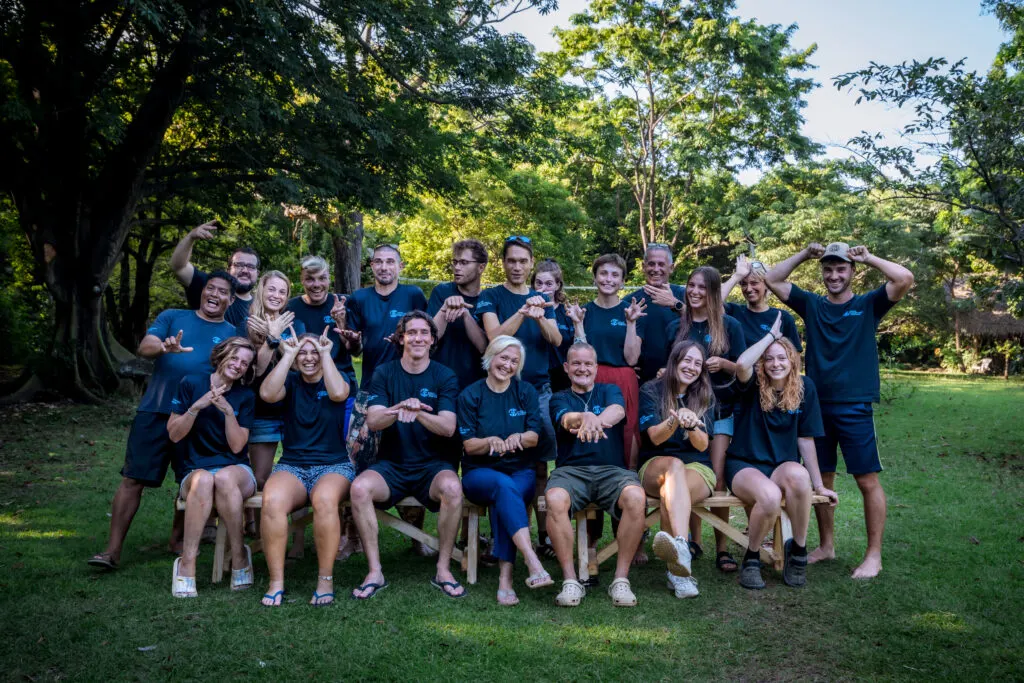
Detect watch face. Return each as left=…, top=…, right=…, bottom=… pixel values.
left=673, top=301, right=684, bottom=311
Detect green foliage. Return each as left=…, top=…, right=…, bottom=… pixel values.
left=0, top=201, right=50, bottom=364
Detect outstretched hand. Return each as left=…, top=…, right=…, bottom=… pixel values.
left=735, top=254, right=752, bottom=278
left=570, top=412, right=607, bottom=443
left=330, top=294, right=347, bottom=328
left=267, top=311, right=295, bottom=339
left=624, top=297, right=647, bottom=323
left=642, top=283, right=676, bottom=308
left=566, top=302, right=586, bottom=325
left=162, top=330, right=193, bottom=354
left=279, top=326, right=301, bottom=356
left=189, top=220, right=220, bottom=241
left=192, top=381, right=227, bottom=412
left=769, top=311, right=783, bottom=340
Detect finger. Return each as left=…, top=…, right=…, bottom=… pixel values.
left=176, top=330, right=184, bottom=343
left=333, top=327, right=344, bottom=336
left=288, top=324, right=297, bottom=339
left=323, top=325, right=331, bottom=338
left=419, top=404, right=433, bottom=412
left=180, top=346, right=194, bottom=353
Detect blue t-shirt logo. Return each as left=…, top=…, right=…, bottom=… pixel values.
left=593, top=405, right=604, bottom=415
left=639, top=414, right=654, bottom=425
left=704, top=334, right=712, bottom=344
left=759, top=323, right=771, bottom=331
left=610, top=319, right=626, bottom=327
left=171, top=398, right=182, bottom=407
left=459, top=426, right=472, bottom=436
left=843, top=310, right=865, bottom=318
left=508, top=408, right=527, bottom=418
left=316, top=390, right=329, bottom=400
left=323, top=315, right=334, bottom=324
left=419, top=388, right=438, bottom=399
left=367, top=394, right=378, bottom=402
left=211, top=336, right=222, bottom=344
left=389, top=310, right=405, bottom=319
left=477, top=301, right=493, bottom=309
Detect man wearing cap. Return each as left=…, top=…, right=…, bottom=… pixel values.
left=764, top=242, right=914, bottom=579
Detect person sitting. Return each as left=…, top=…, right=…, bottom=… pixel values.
left=638, top=340, right=715, bottom=599
left=457, top=335, right=554, bottom=606
left=727, top=313, right=838, bottom=590
left=166, top=337, right=258, bottom=597
left=257, top=328, right=352, bottom=606
left=545, top=343, right=647, bottom=608
left=348, top=312, right=464, bottom=599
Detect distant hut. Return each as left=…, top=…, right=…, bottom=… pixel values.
left=947, top=279, right=1024, bottom=377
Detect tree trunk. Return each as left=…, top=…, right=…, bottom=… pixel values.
left=47, top=283, right=122, bottom=403
left=331, top=211, right=364, bottom=294
left=1004, top=352, right=1010, bottom=380
left=953, top=307, right=966, bottom=373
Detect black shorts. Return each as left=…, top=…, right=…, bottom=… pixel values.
left=815, top=402, right=882, bottom=475
left=724, top=458, right=783, bottom=492
left=367, top=460, right=456, bottom=512
left=121, top=412, right=183, bottom=487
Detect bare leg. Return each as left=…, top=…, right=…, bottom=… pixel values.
left=180, top=472, right=215, bottom=578
left=213, top=467, right=253, bottom=570
left=260, top=471, right=307, bottom=605
left=545, top=488, right=577, bottom=580
left=771, top=463, right=812, bottom=546
left=246, top=442, right=277, bottom=535
left=349, top=470, right=391, bottom=598
left=852, top=472, right=885, bottom=579
left=511, top=527, right=545, bottom=577
left=613, top=486, right=646, bottom=580
left=710, top=433, right=732, bottom=554
left=309, top=474, right=350, bottom=603
left=430, top=470, right=465, bottom=594
left=98, top=477, right=146, bottom=563
left=731, top=469, right=781, bottom=552
left=809, top=471, right=837, bottom=563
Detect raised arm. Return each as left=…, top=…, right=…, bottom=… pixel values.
left=169, top=221, right=218, bottom=286
left=259, top=334, right=299, bottom=403
left=623, top=298, right=647, bottom=367
left=734, top=312, right=783, bottom=383
left=764, top=243, right=824, bottom=302
left=847, top=246, right=915, bottom=302
left=721, top=254, right=752, bottom=300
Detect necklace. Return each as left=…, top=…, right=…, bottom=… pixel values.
left=572, top=387, right=595, bottom=413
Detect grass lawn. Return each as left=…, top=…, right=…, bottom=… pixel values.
left=0, top=375, right=1021, bottom=681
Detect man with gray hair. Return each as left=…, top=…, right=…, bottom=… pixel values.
left=627, top=243, right=688, bottom=384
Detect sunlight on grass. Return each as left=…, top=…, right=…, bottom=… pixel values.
left=425, top=618, right=675, bottom=651
left=13, top=529, right=76, bottom=540
left=910, top=611, right=969, bottom=633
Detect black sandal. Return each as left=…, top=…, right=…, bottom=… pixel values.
left=716, top=550, right=738, bottom=573
left=688, top=540, right=704, bottom=561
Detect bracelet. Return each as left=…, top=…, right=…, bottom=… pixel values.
left=267, top=337, right=281, bottom=349
left=573, top=336, right=587, bottom=344
left=187, top=407, right=199, bottom=417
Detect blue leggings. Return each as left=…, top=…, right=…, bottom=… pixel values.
left=461, top=467, right=536, bottom=563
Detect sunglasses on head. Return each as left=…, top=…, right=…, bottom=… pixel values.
left=505, top=235, right=532, bottom=244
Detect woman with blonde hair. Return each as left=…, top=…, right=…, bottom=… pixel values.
left=167, top=336, right=258, bottom=597
left=727, top=313, right=837, bottom=590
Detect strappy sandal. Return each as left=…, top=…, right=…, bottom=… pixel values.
left=525, top=570, right=554, bottom=589
left=716, top=550, right=739, bottom=573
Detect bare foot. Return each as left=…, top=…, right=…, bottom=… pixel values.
left=352, top=571, right=387, bottom=599
left=261, top=581, right=285, bottom=606
left=852, top=553, right=882, bottom=579
left=310, top=576, right=334, bottom=605
left=497, top=588, right=519, bottom=606
left=807, top=546, right=836, bottom=564
left=631, top=548, right=649, bottom=566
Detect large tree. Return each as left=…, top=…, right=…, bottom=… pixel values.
left=0, top=0, right=550, bottom=401
left=550, top=0, right=818, bottom=254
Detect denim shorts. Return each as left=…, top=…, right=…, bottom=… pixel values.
left=713, top=413, right=734, bottom=438
left=179, top=464, right=257, bottom=499
left=249, top=417, right=284, bottom=444
left=272, top=461, right=357, bottom=496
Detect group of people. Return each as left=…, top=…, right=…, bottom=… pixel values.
left=87, top=221, right=914, bottom=608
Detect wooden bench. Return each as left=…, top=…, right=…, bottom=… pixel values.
left=176, top=495, right=485, bottom=584
left=537, top=494, right=832, bottom=581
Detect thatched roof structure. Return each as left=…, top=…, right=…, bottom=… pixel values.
left=947, top=280, right=1024, bottom=339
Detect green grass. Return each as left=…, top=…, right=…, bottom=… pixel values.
left=0, top=376, right=1022, bottom=681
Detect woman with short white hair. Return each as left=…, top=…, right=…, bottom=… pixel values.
left=456, top=335, right=554, bottom=605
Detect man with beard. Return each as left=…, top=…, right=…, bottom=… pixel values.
left=428, top=239, right=488, bottom=390
left=88, top=272, right=239, bottom=569
left=627, top=244, right=688, bottom=385
left=765, top=242, right=914, bottom=580
left=170, top=220, right=259, bottom=326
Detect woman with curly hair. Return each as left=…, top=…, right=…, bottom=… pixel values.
left=637, top=340, right=715, bottom=599
left=167, top=336, right=258, bottom=598
left=727, top=313, right=838, bottom=591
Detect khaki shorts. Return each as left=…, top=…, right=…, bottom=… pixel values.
left=546, top=465, right=642, bottom=520
left=638, top=457, right=716, bottom=497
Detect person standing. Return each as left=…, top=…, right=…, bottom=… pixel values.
left=764, top=242, right=913, bottom=579
left=428, top=240, right=489, bottom=390
left=170, top=220, right=259, bottom=326
left=721, top=255, right=802, bottom=350
left=88, top=273, right=238, bottom=569
left=627, top=244, right=688, bottom=385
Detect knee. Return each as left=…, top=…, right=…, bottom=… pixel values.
left=261, top=487, right=290, bottom=517
left=759, top=486, right=782, bottom=514
left=664, top=459, right=686, bottom=482
left=620, top=486, right=646, bottom=513
left=440, top=477, right=463, bottom=504
left=310, top=490, right=338, bottom=516
left=546, top=489, right=570, bottom=517
left=350, top=478, right=373, bottom=505
left=855, top=472, right=882, bottom=494
left=213, top=471, right=237, bottom=494
left=190, top=471, right=215, bottom=497
left=789, top=467, right=812, bottom=494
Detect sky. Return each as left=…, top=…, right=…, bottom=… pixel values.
left=499, top=0, right=1006, bottom=181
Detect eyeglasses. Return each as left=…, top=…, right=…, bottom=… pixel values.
left=750, top=261, right=768, bottom=275
left=230, top=262, right=259, bottom=271
left=450, top=259, right=479, bottom=268
left=648, top=242, right=670, bottom=249
left=505, top=235, right=532, bottom=244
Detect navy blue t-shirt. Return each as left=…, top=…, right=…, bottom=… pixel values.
left=137, top=309, right=238, bottom=415
left=582, top=300, right=646, bottom=367
left=184, top=268, right=251, bottom=327
left=427, top=282, right=484, bottom=390
left=549, top=383, right=626, bottom=468
left=279, top=371, right=350, bottom=467
left=235, top=317, right=306, bottom=420
left=548, top=304, right=574, bottom=392
left=457, top=378, right=543, bottom=474
left=637, top=380, right=714, bottom=470
left=724, top=302, right=803, bottom=352
left=476, top=285, right=558, bottom=390
left=347, top=284, right=428, bottom=391
left=367, top=360, right=460, bottom=467
left=727, top=375, right=825, bottom=469
left=785, top=284, right=896, bottom=404
left=666, top=315, right=747, bottom=417
left=285, top=296, right=356, bottom=387
left=628, top=284, right=687, bottom=383
left=171, top=374, right=255, bottom=473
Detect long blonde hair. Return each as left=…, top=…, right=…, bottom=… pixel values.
left=210, top=336, right=257, bottom=385
left=755, top=338, right=804, bottom=413
left=248, top=270, right=292, bottom=322
left=674, top=266, right=728, bottom=357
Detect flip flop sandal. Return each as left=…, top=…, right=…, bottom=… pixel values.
left=688, top=540, right=704, bottom=561
left=430, top=576, right=468, bottom=599
left=350, top=581, right=389, bottom=600
left=261, top=589, right=286, bottom=607
left=496, top=589, right=519, bottom=606
left=87, top=553, right=118, bottom=570
left=525, top=571, right=554, bottom=589
left=716, top=551, right=739, bottom=573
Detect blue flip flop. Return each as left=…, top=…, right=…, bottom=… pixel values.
left=430, top=576, right=468, bottom=599
left=262, top=589, right=286, bottom=607
left=310, top=591, right=334, bottom=607
left=350, top=581, right=389, bottom=600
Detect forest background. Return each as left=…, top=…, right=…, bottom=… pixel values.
left=2, top=0, right=1023, bottom=401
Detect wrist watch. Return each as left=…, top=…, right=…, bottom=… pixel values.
left=267, top=337, right=281, bottom=350
left=672, top=300, right=684, bottom=312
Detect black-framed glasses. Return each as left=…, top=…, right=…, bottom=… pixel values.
left=229, top=261, right=259, bottom=271
left=450, top=259, right=479, bottom=268
left=505, top=235, right=532, bottom=244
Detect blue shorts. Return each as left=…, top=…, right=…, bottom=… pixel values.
left=179, top=464, right=257, bottom=499
left=273, top=461, right=357, bottom=496
left=249, top=417, right=283, bottom=444
left=367, top=460, right=456, bottom=512
left=713, top=413, right=734, bottom=438
left=121, top=412, right=184, bottom=487
left=815, top=402, right=881, bottom=475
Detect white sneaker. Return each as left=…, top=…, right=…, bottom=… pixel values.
left=653, top=531, right=692, bottom=577
left=666, top=572, right=699, bottom=599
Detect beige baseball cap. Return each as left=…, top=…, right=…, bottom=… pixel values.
left=820, top=242, right=852, bottom=262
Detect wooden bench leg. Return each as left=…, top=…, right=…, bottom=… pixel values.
left=467, top=508, right=479, bottom=585
left=774, top=510, right=793, bottom=572
left=212, top=521, right=228, bottom=583
left=575, top=510, right=589, bottom=583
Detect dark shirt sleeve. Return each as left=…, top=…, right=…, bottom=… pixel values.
left=782, top=311, right=803, bottom=352
left=523, top=383, right=543, bottom=436
left=637, top=384, right=660, bottom=435
left=550, top=391, right=571, bottom=429
left=725, top=318, right=747, bottom=361
left=427, top=287, right=445, bottom=317
left=169, top=375, right=196, bottom=415
left=366, top=366, right=390, bottom=408
left=870, top=283, right=898, bottom=323
left=437, top=368, right=460, bottom=414
left=236, top=390, right=256, bottom=429
left=605, top=383, right=625, bottom=409
left=785, top=284, right=810, bottom=319
left=456, top=387, right=481, bottom=441
left=146, top=309, right=176, bottom=339
left=184, top=269, right=209, bottom=310
left=798, top=377, right=825, bottom=438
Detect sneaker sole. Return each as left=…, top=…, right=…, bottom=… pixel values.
left=653, top=533, right=691, bottom=577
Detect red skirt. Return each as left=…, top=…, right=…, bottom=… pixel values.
left=596, top=365, right=639, bottom=468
